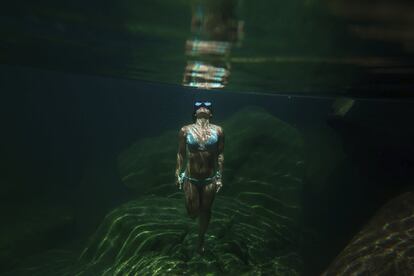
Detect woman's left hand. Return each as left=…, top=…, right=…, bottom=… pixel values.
left=215, top=179, right=223, bottom=193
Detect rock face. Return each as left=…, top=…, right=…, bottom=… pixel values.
left=8, top=107, right=306, bottom=275
left=324, top=191, right=414, bottom=276
left=75, top=195, right=302, bottom=275
left=118, top=107, right=305, bottom=220
left=70, top=107, right=305, bottom=275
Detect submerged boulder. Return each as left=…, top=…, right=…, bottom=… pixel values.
left=68, top=107, right=306, bottom=275
left=74, top=195, right=302, bottom=275
left=4, top=107, right=306, bottom=275
left=118, top=107, right=305, bottom=219
left=324, top=191, right=414, bottom=275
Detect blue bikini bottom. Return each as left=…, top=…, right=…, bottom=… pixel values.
left=181, top=172, right=217, bottom=186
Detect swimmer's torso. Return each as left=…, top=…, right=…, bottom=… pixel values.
left=184, top=124, right=220, bottom=179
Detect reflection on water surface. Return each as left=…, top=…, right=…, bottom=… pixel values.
left=1, top=0, right=414, bottom=96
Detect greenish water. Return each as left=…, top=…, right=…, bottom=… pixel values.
left=1, top=1, right=414, bottom=275
left=2, top=0, right=414, bottom=97
left=1, top=65, right=414, bottom=275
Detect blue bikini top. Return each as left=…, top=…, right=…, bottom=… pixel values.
left=186, top=126, right=218, bottom=152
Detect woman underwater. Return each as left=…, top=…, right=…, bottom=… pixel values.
left=175, top=101, right=224, bottom=254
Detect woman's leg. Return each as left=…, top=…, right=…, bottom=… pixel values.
left=198, top=181, right=217, bottom=252
left=183, top=180, right=200, bottom=219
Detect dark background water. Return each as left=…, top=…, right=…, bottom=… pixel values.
left=1, top=64, right=414, bottom=275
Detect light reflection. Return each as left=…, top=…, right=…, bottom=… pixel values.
left=183, top=61, right=230, bottom=89
left=185, top=40, right=232, bottom=56
left=182, top=0, right=244, bottom=89
left=230, top=56, right=406, bottom=67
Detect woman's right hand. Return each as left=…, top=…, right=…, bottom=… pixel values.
left=176, top=172, right=184, bottom=190
left=176, top=178, right=182, bottom=190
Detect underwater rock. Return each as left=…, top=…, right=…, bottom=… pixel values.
left=74, top=195, right=302, bottom=275
left=118, top=129, right=178, bottom=195
left=118, top=107, right=305, bottom=219
left=323, top=191, right=414, bottom=275
left=68, top=107, right=305, bottom=275
left=5, top=107, right=305, bottom=275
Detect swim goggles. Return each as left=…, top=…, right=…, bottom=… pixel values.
left=194, top=101, right=212, bottom=109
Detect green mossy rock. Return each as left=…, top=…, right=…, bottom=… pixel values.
left=118, top=130, right=177, bottom=195
left=68, top=107, right=305, bottom=275
left=74, top=195, right=302, bottom=275
left=118, top=107, right=305, bottom=219
left=324, top=191, right=414, bottom=276
left=4, top=107, right=305, bottom=275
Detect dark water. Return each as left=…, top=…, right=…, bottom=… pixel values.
left=1, top=65, right=414, bottom=275
left=2, top=0, right=414, bottom=275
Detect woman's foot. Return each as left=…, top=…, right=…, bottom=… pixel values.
left=197, top=244, right=205, bottom=255
left=197, top=237, right=205, bottom=255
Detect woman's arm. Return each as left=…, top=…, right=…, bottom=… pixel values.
left=175, top=127, right=187, bottom=188
left=216, top=126, right=224, bottom=192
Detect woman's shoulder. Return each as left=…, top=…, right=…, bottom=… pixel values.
left=180, top=124, right=194, bottom=133
left=210, top=124, right=223, bottom=134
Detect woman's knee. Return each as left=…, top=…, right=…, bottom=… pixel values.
left=187, top=209, right=199, bottom=219
left=200, top=187, right=215, bottom=211
left=184, top=181, right=200, bottom=217
left=188, top=211, right=198, bottom=219
left=186, top=200, right=199, bottom=218
left=199, top=202, right=212, bottom=214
